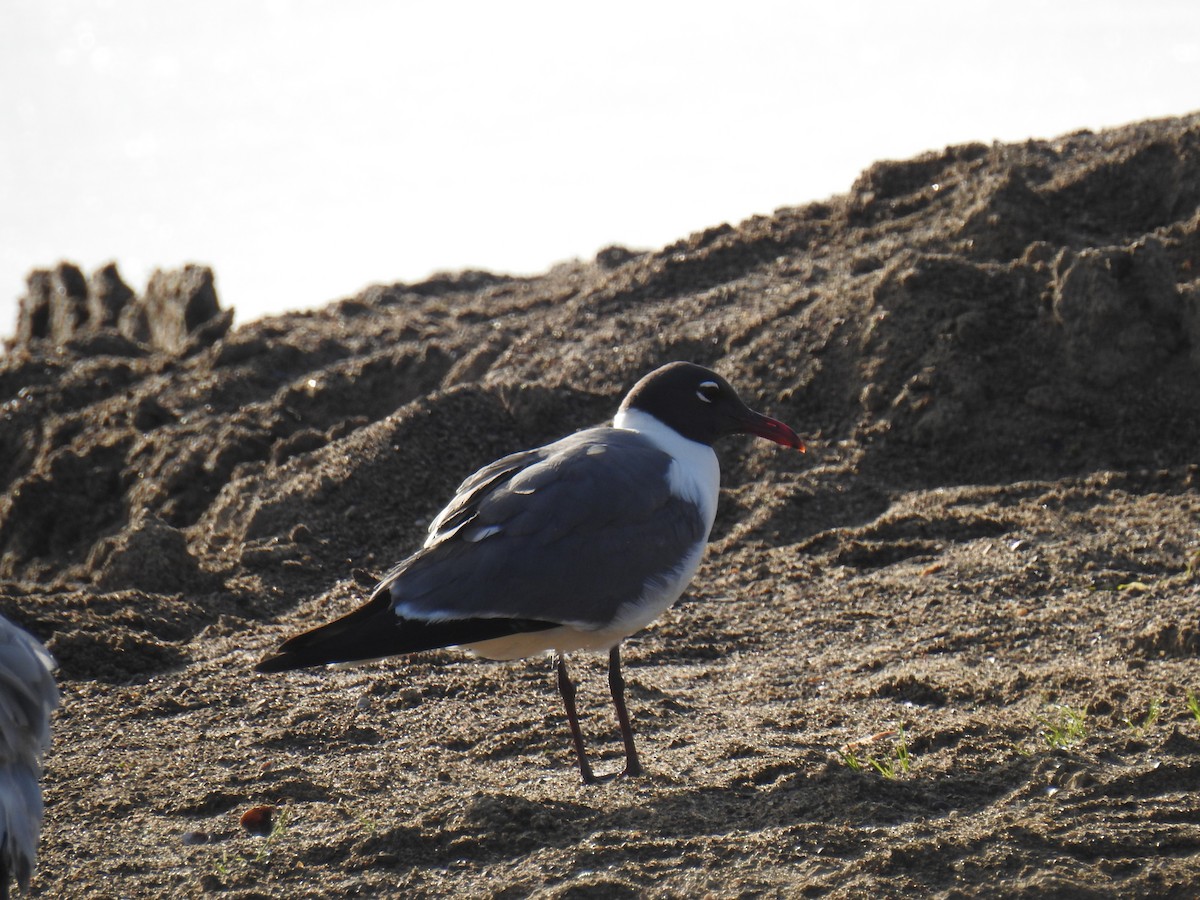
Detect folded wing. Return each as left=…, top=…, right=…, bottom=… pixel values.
left=256, top=428, right=706, bottom=671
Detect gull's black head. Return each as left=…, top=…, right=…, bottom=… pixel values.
left=619, top=361, right=805, bottom=450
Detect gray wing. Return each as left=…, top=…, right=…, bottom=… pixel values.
left=383, top=428, right=707, bottom=628
left=0, top=617, right=59, bottom=893
left=425, top=446, right=549, bottom=545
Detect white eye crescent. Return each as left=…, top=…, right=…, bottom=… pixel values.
left=696, top=381, right=720, bottom=403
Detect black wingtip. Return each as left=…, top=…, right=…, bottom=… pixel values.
left=254, top=653, right=301, bottom=674
left=254, top=614, right=562, bottom=675
left=255, top=633, right=342, bottom=673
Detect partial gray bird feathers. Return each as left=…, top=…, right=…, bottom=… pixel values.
left=0, top=617, right=58, bottom=897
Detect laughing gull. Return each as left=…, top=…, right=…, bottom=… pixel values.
left=257, top=362, right=803, bottom=783
left=0, top=616, right=58, bottom=899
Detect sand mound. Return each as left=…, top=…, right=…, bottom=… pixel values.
left=2, top=113, right=1199, bottom=897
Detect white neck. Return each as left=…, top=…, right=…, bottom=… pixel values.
left=614, top=407, right=721, bottom=534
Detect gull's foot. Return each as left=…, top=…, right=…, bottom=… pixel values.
left=620, top=760, right=645, bottom=779
left=578, top=762, right=647, bottom=785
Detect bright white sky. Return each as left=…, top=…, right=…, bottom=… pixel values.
left=2, top=1, right=1199, bottom=336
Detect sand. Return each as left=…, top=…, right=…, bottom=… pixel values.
left=2, top=112, right=1199, bottom=898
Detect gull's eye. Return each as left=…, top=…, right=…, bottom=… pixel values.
left=696, top=381, right=720, bottom=403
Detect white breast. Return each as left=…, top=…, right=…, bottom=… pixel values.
left=612, top=407, right=720, bottom=534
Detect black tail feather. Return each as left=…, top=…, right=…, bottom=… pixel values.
left=256, top=608, right=558, bottom=673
